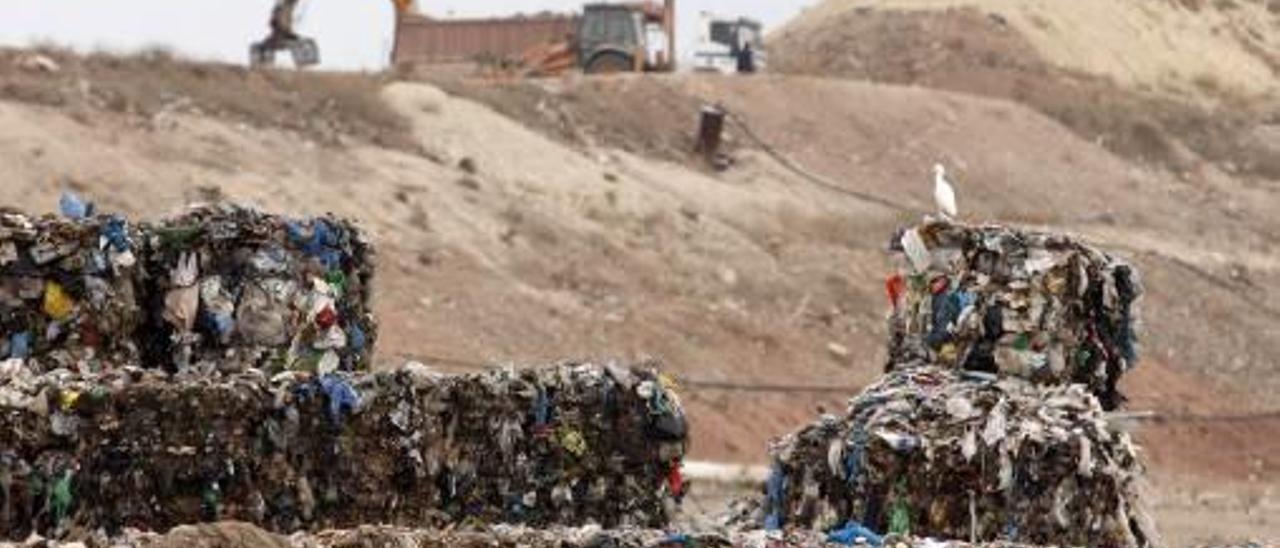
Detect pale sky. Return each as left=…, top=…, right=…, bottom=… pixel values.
left=0, top=1, right=817, bottom=70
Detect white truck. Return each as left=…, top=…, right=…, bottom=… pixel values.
left=692, top=12, right=765, bottom=74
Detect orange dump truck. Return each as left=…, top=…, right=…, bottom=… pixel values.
left=392, top=1, right=676, bottom=74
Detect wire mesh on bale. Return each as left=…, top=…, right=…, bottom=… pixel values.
left=886, top=218, right=1143, bottom=410
left=753, top=362, right=1159, bottom=548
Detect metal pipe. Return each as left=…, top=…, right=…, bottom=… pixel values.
left=664, top=0, right=676, bottom=71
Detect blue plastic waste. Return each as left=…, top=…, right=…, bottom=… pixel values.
left=205, top=311, right=235, bottom=340
left=347, top=324, right=366, bottom=352
left=533, top=386, right=551, bottom=426
left=845, top=422, right=868, bottom=486
left=827, top=521, right=884, bottom=546
left=59, top=191, right=93, bottom=220
left=8, top=332, right=32, bottom=359
left=928, top=290, right=976, bottom=348
left=661, top=533, right=691, bottom=545
left=101, top=216, right=131, bottom=251
left=765, top=462, right=786, bottom=530
left=317, top=375, right=360, bottom=425
left=287, top=218, right=344, bottom=270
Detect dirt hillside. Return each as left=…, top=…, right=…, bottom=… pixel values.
left=778, top=0, right=1280, bottom=97
left=770, top=0, right=1280, bottom=188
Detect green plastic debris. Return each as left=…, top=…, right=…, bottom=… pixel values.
left=50, top=470, right=73, bottom=526
left=325, top=270, right=347, bottom=297
left=888, top=481, right=911, bottom=536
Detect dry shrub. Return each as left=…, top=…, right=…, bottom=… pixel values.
left=0, top=46, right=414, bottom=150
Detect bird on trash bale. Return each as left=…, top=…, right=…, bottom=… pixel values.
left=933, top=163, right=958, bottom=220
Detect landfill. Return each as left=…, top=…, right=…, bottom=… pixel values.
left=26, top=522, right=1063, bottom=547
left=0, top=360, right=689, bottom=540
left=139, top=204, right=376, bottom=374
left=0, top=207, right=143, bottom=372
left=886, top=218, right=1143, bottom=410
left=748, top=361, right=1159, bottom=548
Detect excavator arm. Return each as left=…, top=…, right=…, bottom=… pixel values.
left=251, top=0, right=415, bottom=68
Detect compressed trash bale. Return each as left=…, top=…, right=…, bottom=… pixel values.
left=887, top=218, right=1143, bottom=409
left=0, top=211, right=142, bottom=370
left=0, top=360, right=688, bottom=539
left=90, top=522, right=1057, bottom=547
left=752, top=362, right=1159, bottom=548
left=140, top=204, right=375, bottom=373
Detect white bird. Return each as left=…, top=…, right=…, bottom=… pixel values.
left=933, top=163, right=958, bottom=219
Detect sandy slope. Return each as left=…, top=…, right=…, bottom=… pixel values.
left=779, top=0, right=1280, bottom=97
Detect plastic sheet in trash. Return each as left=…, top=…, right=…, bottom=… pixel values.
left=0, top=210, right=142, bottom=371
left=0, top=360, right=688, bottom=539
left=886, top=218, right=1143, bottom=409
left=743, top=361, right=1159, bottom=548
left=140, top=204, right=376, bottom=374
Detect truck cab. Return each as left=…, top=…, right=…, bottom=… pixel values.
left=693, top=14, right=766, bottom=74
left=578, top=2, right=674, bottom=73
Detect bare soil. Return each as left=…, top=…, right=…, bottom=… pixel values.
left=0, top=47, right=414, bottom=150
left=768, top=5, right=1280, bottom=182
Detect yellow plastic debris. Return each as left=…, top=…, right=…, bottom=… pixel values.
left=939, top=343, right=959, bottom=364
left=558, top=427, right=587, bottom=457
left=43, top=281, right=75, bottom=321
left=658, top=373, right=680, bottom=392
left=60, top=390, right=80, bottom=412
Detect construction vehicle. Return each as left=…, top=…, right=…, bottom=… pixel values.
left=692, top=13, right=765, bottom=74
left=575, top=1, right=675, bottom=74
left=251, top=0, right=415, bottom=67
left=393, top=0, right=676, bottom=76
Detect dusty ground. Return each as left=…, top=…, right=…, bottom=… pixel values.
left=777, top=0, right=1280, bottom=97
left=1, top=49, right=1278, bottom=544
left=769, top=2, right=1280, bottom=185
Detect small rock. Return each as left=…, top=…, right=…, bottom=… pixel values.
left=827, top=342, right=851, bottom=359
left=17, top=53, right=60, bottom=73
left=458, top=157, right=478, bottom=174
left=720, top=268, right=739, bottom=286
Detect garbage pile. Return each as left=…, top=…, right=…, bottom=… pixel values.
left=887, top=218, right=1143, bottom=409
left=79, top=522, right=1056, bottom=548
left=0, top=360, right=688, bottom=539
left=141, top=204, right=375, bottom=374
left=752, top=362, right=1158, bottom=548
left=0, top=209, right=142, bottom=371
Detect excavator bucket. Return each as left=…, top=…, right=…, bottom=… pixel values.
left=290, top=38, right=321, bottom=67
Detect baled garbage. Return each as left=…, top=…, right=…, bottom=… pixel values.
left=80, top=522, right=1060, bottom=547
left=0, top=210, right=142, bottom=371
left=887, top=218, right=1142, bottom=410
left=0, top=360, right=688, bottom=539
left=140, top=204, right=376, bottom=374
left=752, top=362, right=1158, bottom=548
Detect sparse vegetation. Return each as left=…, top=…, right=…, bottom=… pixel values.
left=0, top=46, right=414, bottom=150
